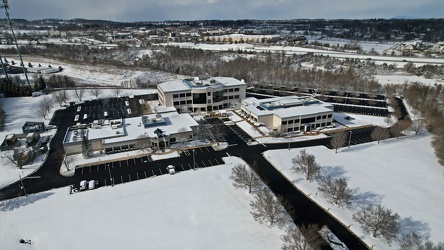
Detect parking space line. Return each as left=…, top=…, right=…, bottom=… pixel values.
left=199, top=147, right=204, bottom=153
left=97, top=165, right=99, bottom=171
left=121, top=176, right=123, bottom=183
left=181, top=164, right=185, bottom=171
left=89, top=166, right=91, bottom=173
left=214, top=159, right=220, bottom=165
left=159, top=169, right=163, bottom=175
left=201, top=161, right=207, bottom=168
left=188, top=163, right=192, bottom=169
left=104, top=179, right=107, bottom=186
left=119, top=161, right=122, bottom=167
left=133, top=158, right=136, bottom=164
left=144, top=171, right=147, bottom=178
left=129, top=174, right=132, bottom=182
left=136, top=173, right=139, bottom=180
left=152, top=170, right=155, bottom=176
left=81, top=167, right=84, bottom=174
left=208, top=160, right=213, bottom=166
left=205, top=147, right=211, bottom=152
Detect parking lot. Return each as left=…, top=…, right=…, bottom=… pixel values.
left=324, top=126, right=377, bottom=149
left=73, top=94, right=153, bottom=123
left=75, top=146, right=224, bottom=188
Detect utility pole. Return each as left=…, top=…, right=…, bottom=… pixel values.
left=108, top=164, right=113, bottom=186
left=1, top=0, right=31, bottom=88
left=19, top=174, right=27, bottom=196
left=192, top=149, right=196, bottom=170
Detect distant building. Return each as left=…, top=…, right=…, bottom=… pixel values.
left=240, top=96, right=334, bottom=133
left=63, top=111, right=199, bottom=155
left=205, top=34, right=280, bottom=43
left=157, top=77, right=247, bottom=113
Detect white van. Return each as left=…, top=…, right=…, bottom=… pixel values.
left=79, top=180, right=87, bottom=191
left=88, top=180, right=98, bottom=190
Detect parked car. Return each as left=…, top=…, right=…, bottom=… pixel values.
left=166, top=165, right=176, bottom=175
left=88, top=180, right=98, bottom=190
left=79, top=180, right=87, bottom=191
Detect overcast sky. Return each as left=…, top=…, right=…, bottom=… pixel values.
left=5, top=0, right=444, bottom=22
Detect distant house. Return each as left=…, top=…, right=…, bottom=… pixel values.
left=22, top=121, right=45, bottom=134
left=0, top=134, right=21, bottom=151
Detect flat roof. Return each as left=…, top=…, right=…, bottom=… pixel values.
left=158, top=77, right=246, bottom=93
left=242, top=96, right=333, bottom=119
left=64, top=112, right=199, bottom=145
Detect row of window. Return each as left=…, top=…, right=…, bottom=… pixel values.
left=172, top=88, right=241, bottom=99
left=286, top=122, right=332, bottom=132
left=173, top=95, right=240, bottom=106
left=281, top=114, right=332, bottom=125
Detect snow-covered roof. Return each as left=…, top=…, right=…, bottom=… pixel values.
left=157, top=77, right=246, bottom=93
left=242, top=96, right=333, bottom=119
left=103, top=112, right=198, bottom=144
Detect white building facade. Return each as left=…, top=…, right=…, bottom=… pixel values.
left=241, top=96, right=334, bottom=133
left=157, top=77, right=247, bottom=113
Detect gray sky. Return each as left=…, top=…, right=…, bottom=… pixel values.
left=5, top=0, right=444, bottom=22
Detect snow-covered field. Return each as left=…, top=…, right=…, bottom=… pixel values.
left=0, top=157, right=285, bottom=250
left=264, top=133, right=444, bottom=249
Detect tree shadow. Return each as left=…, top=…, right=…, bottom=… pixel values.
left=320, top=165, right=347, bottom=180
left=398, top=216, right=430, bottom=241
left=351, top=188, right=384, bottom=209
left=0, top=192, right=54, bottom=211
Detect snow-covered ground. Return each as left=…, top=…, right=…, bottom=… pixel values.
left=0, top=89, right=159, bottom=188
left=0, top=156, right=286, bottom=250
left=263, top=133, right=444, bottom=249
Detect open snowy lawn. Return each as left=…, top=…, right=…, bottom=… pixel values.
left=0, top=157, right=284, bottom=250
left=264, top=133, right=444, bottom=249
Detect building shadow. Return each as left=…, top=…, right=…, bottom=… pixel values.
left=0, top=192, right=54, bottom=211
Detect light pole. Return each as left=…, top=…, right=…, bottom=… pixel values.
left=348, top=131, right=352, bottom=148
left=107, top=164, right=113, bottom=186
left=19, top=174, right=27, bottom=196
left=192, top=149, right=196, bottom=170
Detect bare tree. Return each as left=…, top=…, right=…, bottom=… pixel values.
left=5, top=149, right=24, bottom=169
left=89, top=87, right=102, bottom=99
left=317, top=176, right=353, bottom=206
left=399, top=232, right=444, bottom=250
left=352, top=204, right=400, bottom=244
left=281, top=224, right=325, bottom=250
left=37, top=96, right=53, bottom=119
left=212, top=124, right=226, bottom=145
left=74, top=88, right=85, bottom=102
left=250, top=189, right=292, bottom=227
left=330, top=131, right=348, bottom=153
left=409, top=119, right=426, bottom=135
left=390, top=119, right=411, bottom=139
left=229, top=162, right=262, bottom=193
left=136, top=134, right=150, bottom=151
left=53, top=91, right=68, bottom=107
left=63, top=154, right=77, bottom=171
left=371, top=127, right=390, bottom=144
left=291, top=149, right=321, bottom=181
left=112, top=86, right=122, bottom=97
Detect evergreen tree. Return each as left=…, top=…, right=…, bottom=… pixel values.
left=81, top=135, right=92, bottom=159
left=35, top=77, right=46, bottom=91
